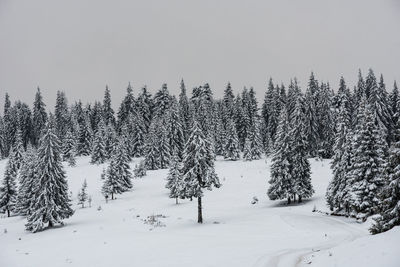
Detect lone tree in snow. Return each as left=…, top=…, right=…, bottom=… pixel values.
left=77, top=179, right=88, bottom=208
left=25, top=119, right=74, bottom=232
left=181, top=121, right=220, bottom=223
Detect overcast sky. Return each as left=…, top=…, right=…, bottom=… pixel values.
left=0, top=0, right=399, bottom=112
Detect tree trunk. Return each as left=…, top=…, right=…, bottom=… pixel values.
left=197, top=196, right=203, bottom=223
left=48, top=221, right=54, bottom=228
left=287, top=197, right=291, bottom=204
left=298, top=195, right=302, bottom=203
left=175, top=197, right=178, bottom=204
left=7, top=209, right=10, bottom=217
left=111, top=192, right=114, bottom=200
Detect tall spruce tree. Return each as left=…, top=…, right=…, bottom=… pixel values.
left=243, top=118, right=262, bottom=161
left=91, top=119, right=107, bottom=164
left=178, top=79, right=191, bottom=141
left=26, top=120, right=74, bottom=232
left=349, top=99, right=387, bottom=220
left=165, top=151, right=183, bottom=204
left=102, top=85, right=115, bottom=126
left=16, top=145, right=38, bottom=216
left=223, top=117, right=240, bottom=160
left=77, top=114, right=93, bottom=156
left=370, top=118, right=400, bottom=233
left=389, top=81, right=399, bottom=125
left=117, top=83, right=135, bottom=131
left=267, top=107, right=293, bottom=204
left=327, top=93, right=353, bottom=212
left=0, top=160, right=17, bottom=217
left=144, top=120, right=160, bottom=170
left=62, top=130, right=77, bottom=167
left=304, top=72, right=319, bottom=157
left=166, top=99, right=185, bottom=159
left=32, top=87, right=47, bottom=147
left=102, top=140, right=132, bottom=199
left=367, top=71, right=392, bottom=144
left=290, top=96, right=313, bottom=202
left=54, top=91, right=69, bottom=141
left=181, top=121, right=220, bottom=223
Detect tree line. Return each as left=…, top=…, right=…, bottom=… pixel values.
left=0, top=69, right=399, bottom=234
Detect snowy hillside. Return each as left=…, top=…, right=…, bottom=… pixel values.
left=0, top=156, right=398, bottom=267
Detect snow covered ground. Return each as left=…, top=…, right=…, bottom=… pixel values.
left=0, top=157, right=399, bottom=267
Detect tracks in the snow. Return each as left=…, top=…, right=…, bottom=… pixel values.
left=253, top=211, right=367, bottom=267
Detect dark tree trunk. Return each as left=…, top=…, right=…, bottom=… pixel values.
left=111, top=192, right=114, bottom=200
left=298, top=195, right=302, bottom=203
left=48, top=221, right=54, bottom=228
left=197, top=196, right=203, bottom=223
left=175, top=197, right=178, bottom=204
left=287, top=197, right=291, bottom=204
left=7, top=209, right=10, bottom=217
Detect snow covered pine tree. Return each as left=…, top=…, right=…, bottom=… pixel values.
left=25, top=120, right=74, bottom=232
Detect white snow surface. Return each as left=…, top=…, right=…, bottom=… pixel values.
left=0, top=157, right=399, bottom=267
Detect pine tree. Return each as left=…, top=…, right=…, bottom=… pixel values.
left=144, top=120, right=160, bottom=170
left=77, top=114, right=93, bottom=156
left=157, top=118, right=171, bottom=169
left=0, top=117, right=5, bottom=159
left=290, top=97, right=314, bottom=202
left=117, top=83, right=135, bottom=131
left=223, top=117, right=240, bottom=160
left=102, top=140, right=132, bottom=200
left=133, top=160, right=147, bottom=178
left=181, top=121, right=220, bottom=223
left=10, top=127, right=25, bottom=170
left=2, top=93, right=12, bottom=157
left=0, top=160, right=17, bottom=217
left=136, top=85, right=153, bottom=133
left=104, top=123, right=117, bottom=159
left=178, top=79, right=191, bottom=141
left=91, top=119, right=107, bottom=164
left=166, top=100, right=185, bottom=159
left=370, top=119, right=400, bottom=234
left=54, top=91, right=69, bottom=141
left=268, top=107, right=293, bottom=204
left=102, top=85, right=115, bottom=126
left=349, top=99, right=387, bottom=220
left=26, top=120, right=74, bottom=232
left=153, top=83, right=171, bottom=119
left=317, top=82, right=334, bottom=158
left=130, top=112, right=146, bottom=157
left=243, top=117, right=262, bottom=161
left=389, top=81, right=399, bottom=126
left=62, top=130, right=77, bottom=167
left=166, top=152, right=183, bottom=204
left=368, top=71, right=392, bottom=144
left=261, top=79, right=281, bottom=152
left=77, top=179, right=88, bottom=208
left=32, top=87, right=47, bottom=147
left=16, top=145, right=37, bottom=216
left=304, top=73, right=319, bottom=157
left=327, top=93, right=353, bottom=213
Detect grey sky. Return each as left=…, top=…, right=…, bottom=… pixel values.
left=0, top=0, right=399, bottom=112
